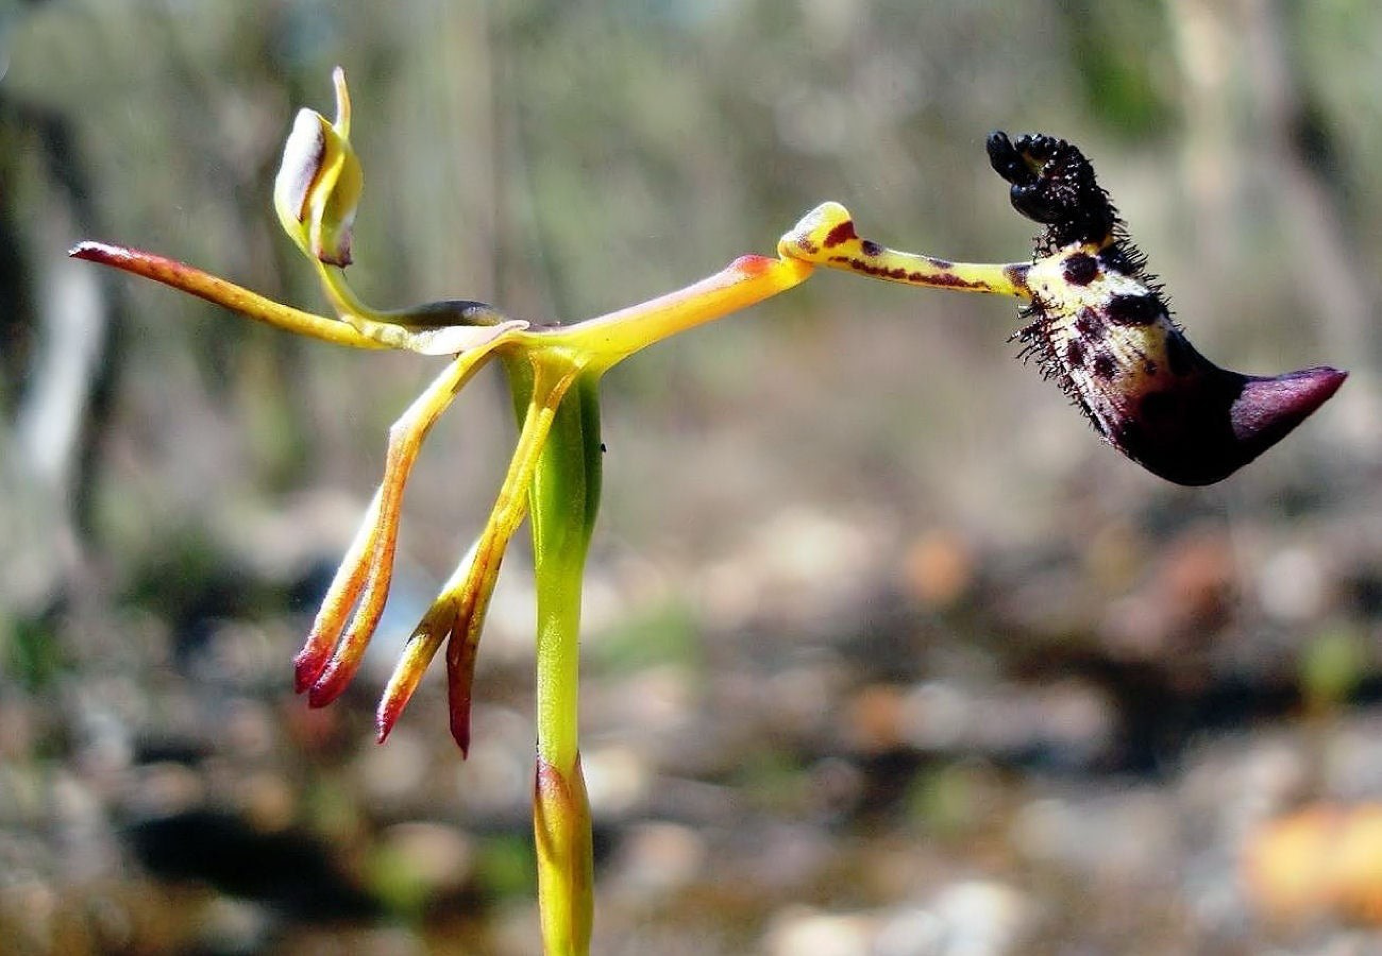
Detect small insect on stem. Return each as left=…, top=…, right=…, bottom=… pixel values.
left=987, top=131, right=1345, bottom=485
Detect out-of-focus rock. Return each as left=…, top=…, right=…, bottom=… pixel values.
left=583, top=744, right=652, bottom=818
left=1257, top=545, right=1333, bottom=623
left=763, top=906, right=874, bottom=956
left=929, top=880, right=1038, bottom=955
left=1101, top=525, right=1237, bottom=661
left=762, top=883, right=1035, bottom=956
left=1244, top=803, right=1382, bottom=926
left=373, top=821, right=474, bottom=907
left=902, top=529, right=976, bottom=610
left=354, top=726, right=429, bottom=806
left=1011, top=788, right=1179, bottom=884
left=606, top=821, right=707, bottom=902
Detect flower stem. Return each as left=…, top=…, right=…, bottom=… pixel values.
left=529, top=374, right=602, bottom=955
left=440, top=357, right=578, bottom=752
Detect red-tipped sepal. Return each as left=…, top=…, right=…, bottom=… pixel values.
left=446, top=627, right=480, bottom=757
left=376, top=613, right=449, bottom=744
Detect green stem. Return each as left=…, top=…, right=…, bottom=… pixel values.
left=532, top=375, right=602, bottom=768
left=527, top=372, right=602, bottom=955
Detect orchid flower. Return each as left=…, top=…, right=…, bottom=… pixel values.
left=71, top=72, right=1342, bottom=955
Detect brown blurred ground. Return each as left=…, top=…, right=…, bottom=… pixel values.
left=1, top=1, right=1380, bottom=953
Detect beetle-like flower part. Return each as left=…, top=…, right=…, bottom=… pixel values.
left=988, top=131, right=1345, bottom=484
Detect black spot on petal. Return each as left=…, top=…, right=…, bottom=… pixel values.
left=1062, top=253, right=1098, bottom=286
left=1075, top=307, right=1101, bottom=337
left=1098, top=246, right=1138, bottom=276
left=1107, top=294, right=1162, bottom=326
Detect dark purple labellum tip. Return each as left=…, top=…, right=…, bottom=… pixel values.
left=1116, top=364, right=1346, bottom=486
left=1230, top=366, right=1347, bottom=445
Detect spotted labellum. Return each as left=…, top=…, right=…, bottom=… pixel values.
left=988, top=131, right=1346, bottom=485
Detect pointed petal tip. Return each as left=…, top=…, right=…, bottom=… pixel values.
left=449, top=712, right=471, bottom=759
left=1264, top=363, right=1346, bottom=392
left=68, top=240, right=120, bottom=262
left=375, top=693, right=405, bottom=744
left=446, top=633, right=479, bottom=759
left=1114, top=364, right=1347, bottom=486
left=1231, top=365, right=1348, bottom=441
left=293, top=648, right=328, bottom=694
left=306, top=670, right=348, bottom=708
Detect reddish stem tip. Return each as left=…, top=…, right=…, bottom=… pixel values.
left=376, top=696, right=404, bottom=744
left=449, top=708, right=471, bottom=759
left=293, top=647, right=331, bottom=694
left=68, top=240, right=123, bottom=263
left=306, top=657, right=358, bottom=708
left=727, top=254, right=775, bottom=277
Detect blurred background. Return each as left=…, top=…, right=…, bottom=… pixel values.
left=1, top=0, right=1380, bottom=952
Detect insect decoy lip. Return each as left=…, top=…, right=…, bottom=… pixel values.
left=996, top=134, right=1345, bottom=483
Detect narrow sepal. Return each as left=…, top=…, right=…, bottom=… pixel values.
left=446, top=629, right=479, bottom=757
left=68, top=241, right=383, bottom=349
left=375, top=633, right=432, bottom=744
